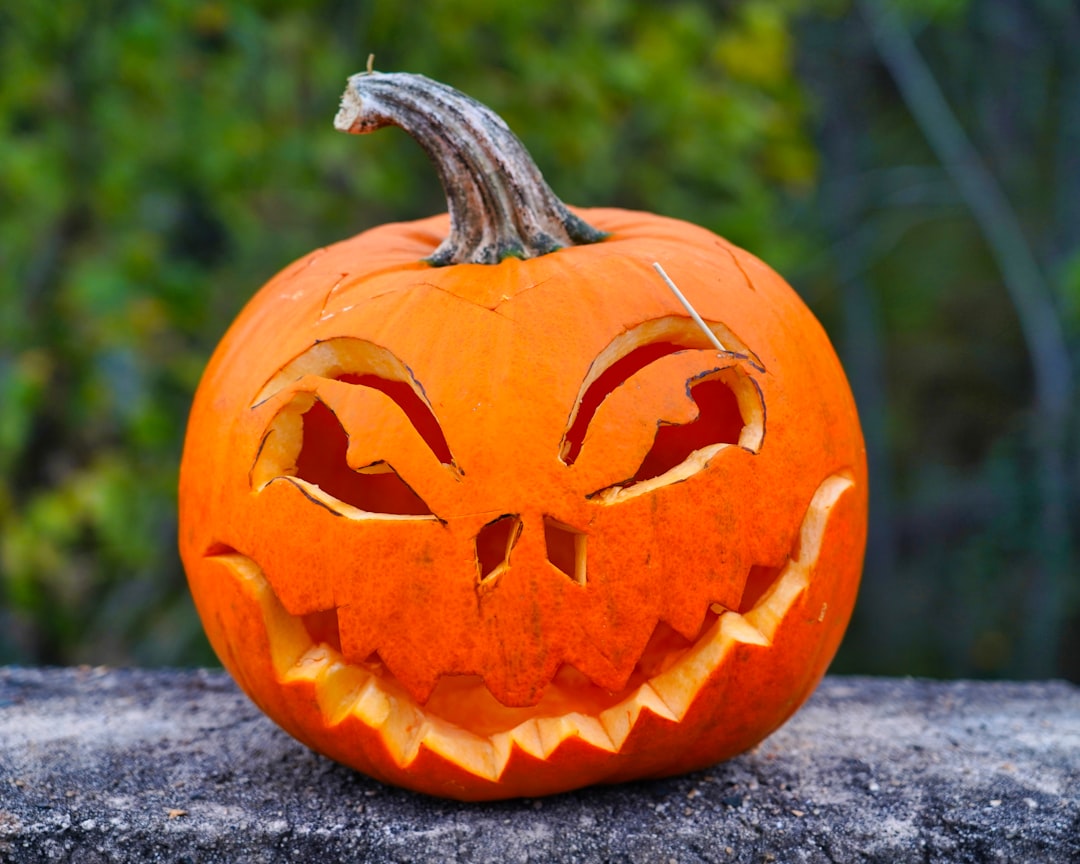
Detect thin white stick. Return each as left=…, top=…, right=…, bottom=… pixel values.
left=652, top=262, right=727, bottom=352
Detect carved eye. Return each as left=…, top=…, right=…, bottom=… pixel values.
left=560, top=317, right=765, bottom=504
left=250, top=340, right=454, bottom=519
left=627, top=373, right=749, bottom=482
left=290, top=394, right=435, bottom=516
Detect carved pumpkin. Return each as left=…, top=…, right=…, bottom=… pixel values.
left=179, top=70, right=867, bottom=800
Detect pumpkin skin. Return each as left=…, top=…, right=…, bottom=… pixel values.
left=178, top=73, right=867, bottom=801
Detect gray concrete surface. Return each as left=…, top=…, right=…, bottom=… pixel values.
left=0, top=667, right=1076, bottom=863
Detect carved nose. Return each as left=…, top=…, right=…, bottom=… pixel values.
left=474, top=514, right=522, bottom=581
left=540, top=516, right=587, bottom=585
left=474, top=514, right=586, bottom=585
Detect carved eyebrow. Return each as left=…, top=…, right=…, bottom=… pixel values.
left=252, top=337, right=454, bottom=467
left=560, top=316, right=761, bottom=466
left=334, top=372, right=453, bottom=466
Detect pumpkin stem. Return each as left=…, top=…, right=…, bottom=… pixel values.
left=334, top=70, right=607, bottom=266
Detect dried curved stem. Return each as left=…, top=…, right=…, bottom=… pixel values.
left=334, top=70, right=606, bottom=265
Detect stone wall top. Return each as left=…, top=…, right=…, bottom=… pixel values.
left=0, top=669, right=1077, bottom=863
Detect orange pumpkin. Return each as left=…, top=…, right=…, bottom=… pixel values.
left=179, top=70, right=867, bottom=800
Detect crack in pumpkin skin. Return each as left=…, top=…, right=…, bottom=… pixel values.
left=200, top=472, right=852, bottom=785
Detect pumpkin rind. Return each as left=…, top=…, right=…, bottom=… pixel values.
left=178, top=72, right=867, bottom=800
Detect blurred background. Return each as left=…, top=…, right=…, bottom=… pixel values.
left=1, top=0, right=1077, bottom=681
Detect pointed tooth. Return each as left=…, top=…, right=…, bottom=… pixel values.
left=719, top=611, right=770, bottom=647
left=794, top=474, right=854, bottom=566
left=489, top=720, right=538, bottom=768
left=281, top=644, right=334, bottom=684
left=345, top=679, right=428, bottom=767
left=534, top=716, right=564, bottom=757
left=598, top=703, right=636, bottom=749
left=569, top=714, right=617, bottom=752
left=599, top=681, right=682, bottom=747
left=535, top=713, right=615, bottom=757
left=648, top=675, right=694, bottom=719
left=635, top=682, right=680, bottom=722
left=317, top=662, right=371, bottom=726
left=500, top=719, right=545, bottom=763
left=487, top=730, right=515, bottom=776
left=649, top=614, right=733, bottom=717
left=383, top=710, right=428, bottom=765
left=224, top=555, right=314, bottom=675
left=425, top=724, right=502, bottom=781
left=267, top=622, right=317, bottom=676
left=351, top=677, right=394, bottom=727
left=743, top=567, right=808, bottom=639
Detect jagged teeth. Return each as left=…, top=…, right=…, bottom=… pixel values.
left=540, top=713, right=615, bottom=756
left=217, top=472, right=853, bottom=779
left=425, top=723, right=501, bottom=780
left=597, top=682, right=678, bottom=746
left=490, top=719, right=543, bottom=765
left=269, top=597, right=781, bottom=779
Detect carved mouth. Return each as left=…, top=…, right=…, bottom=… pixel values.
left=208, top=473, right=851, bottom=780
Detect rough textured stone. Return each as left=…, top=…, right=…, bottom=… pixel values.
left=0, top=668, right=1076, bottom=863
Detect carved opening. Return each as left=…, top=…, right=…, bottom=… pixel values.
left=301, top=608, right=343, bottom=654
left=251, top=337, right=457, bottom=470
left=335, top=373, right=453, bottom=466
left=737, top=564, right=783, bottom=614
left=586, top=367, right=765, bottom=505
left=632, top=376, right=744, bottom=483
left=294, top=400, right=434, bottom=516
left=560, top=316, right=764, bottom=467
left=562, top=341, right=685, bottom=466
left=475, top=514, right=522, bottom=581
left=206, top=471, right=853, bottom=764
left=543, top=517, right=586, bottom=585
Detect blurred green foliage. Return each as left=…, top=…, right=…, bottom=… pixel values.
left=0, top=0, right=1076, bottom=679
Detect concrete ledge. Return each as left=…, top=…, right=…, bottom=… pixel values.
left=0, top=669, right=1076, bottom=863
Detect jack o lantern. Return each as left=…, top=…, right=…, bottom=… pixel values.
left=179, top=70, right=867, bottom=801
